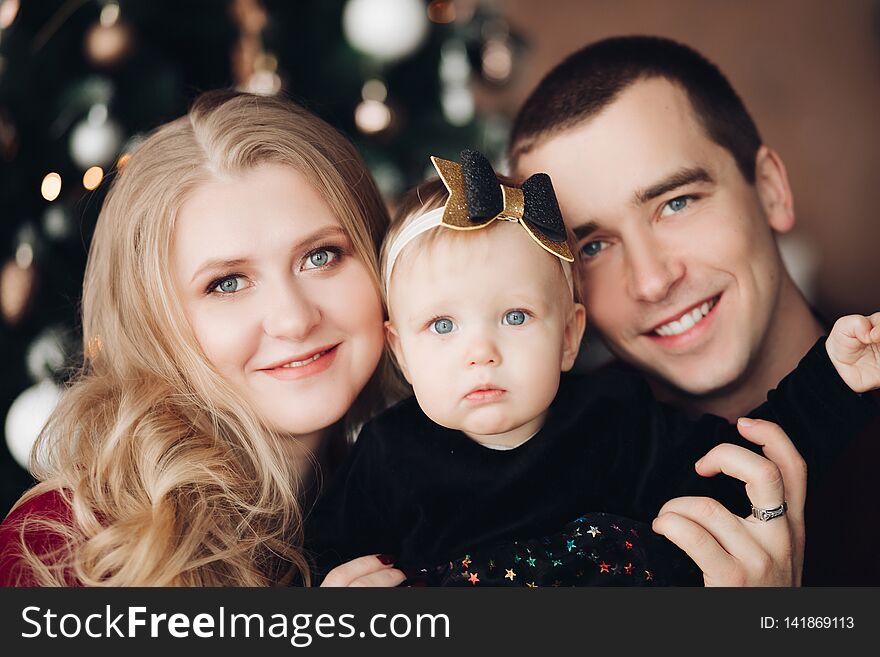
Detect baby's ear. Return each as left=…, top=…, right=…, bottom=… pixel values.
left=561, top=303, right=587, bottom=372
left=385, top=321, right=412, bottom=383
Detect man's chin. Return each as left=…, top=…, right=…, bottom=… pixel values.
left=645, top=357, right=748, bottom=400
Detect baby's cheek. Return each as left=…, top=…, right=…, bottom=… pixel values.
left=413, top=378, right=457, bottom=427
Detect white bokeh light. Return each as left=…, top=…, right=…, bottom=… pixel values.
left=70, top=104, right=123, bottom=169
left=5, top=380, right=61, bottom=471
left=343, top=0, right=429, bottom=62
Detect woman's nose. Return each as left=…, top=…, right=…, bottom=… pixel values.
left=262, top=282, right=322, bottom=341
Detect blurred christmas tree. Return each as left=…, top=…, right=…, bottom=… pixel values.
left=0, top=0, right=523, bottom=514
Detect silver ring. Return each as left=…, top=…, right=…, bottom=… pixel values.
left=751, top=501, right=788, bottom=522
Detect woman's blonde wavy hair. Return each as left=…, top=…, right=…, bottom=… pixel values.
left=9, top=90, right=392, bottom=586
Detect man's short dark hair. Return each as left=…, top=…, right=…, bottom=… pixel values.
left=509, top=36, right=762, bottom=183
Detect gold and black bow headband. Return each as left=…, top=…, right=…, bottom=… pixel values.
left=431, top=149, right=574, bottom=262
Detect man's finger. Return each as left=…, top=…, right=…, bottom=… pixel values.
left=652, top=511, right=736, bottom=586
left=731, top=419, right=805, bottom=585
left=695, top=437, right=785, bottom=513
left=735, top=418, right=806, bottom=523
left=655, top=496, right=778, bottom=563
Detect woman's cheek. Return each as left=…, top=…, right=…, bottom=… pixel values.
left=190, top=300, right=262, bottom=377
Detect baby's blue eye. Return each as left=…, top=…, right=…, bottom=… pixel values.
left=430, top=318, right=456, bottom=334
left=214, top=276, right=245, bottom=294
left=503, top=310, right=529, bottom=326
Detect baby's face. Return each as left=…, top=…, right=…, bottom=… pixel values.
left=386, top=221, right=585, bottom=447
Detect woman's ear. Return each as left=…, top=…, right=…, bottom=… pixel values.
left=755, top=146, right=796, bottom=234
left=561, top=303, right=586, bottom=372
left=384, top=321, right=412, bottom=383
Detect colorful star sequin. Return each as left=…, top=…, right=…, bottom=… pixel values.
left=437, top=512, right=683, bottom=587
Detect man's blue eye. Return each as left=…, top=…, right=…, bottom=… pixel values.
left=430, top=318, right=455, bottom=334
left=580, top=240, right=608, bottom=259
left=661, top=196, right=690, bottom=216
left=503, top=310, right=528, bottom=326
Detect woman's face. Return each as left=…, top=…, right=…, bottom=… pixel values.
left=171, top=164, right=385, bottom=442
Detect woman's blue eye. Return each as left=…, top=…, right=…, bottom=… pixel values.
left=213, top=276, right=246, bottom=294
left=303, top=248, right=338, bottom=270
left=430, top=318, right=456, bottom=334
left=661, top=195, right=691, bottom=217
left=580, top=240, right=608, bottom=259
left=503, top=310, right=528, bottom=326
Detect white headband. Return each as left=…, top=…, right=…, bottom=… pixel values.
left=383, top=206, right=445, bottom=294
left=382, top=205, right=575, bottom=300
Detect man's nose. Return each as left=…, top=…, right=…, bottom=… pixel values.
left=625, top=232, right=685, bottom=303
left=262, top=281, right=322, bottom=341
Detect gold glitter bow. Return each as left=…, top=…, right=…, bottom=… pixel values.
left=431, top=154, right=574, bottom=262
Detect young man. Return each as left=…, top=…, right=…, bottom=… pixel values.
left=508, top=36, right=878, bottom=585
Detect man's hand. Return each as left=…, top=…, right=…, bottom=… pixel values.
left=652, top=418, right=806, bottom=586
left=826, top=312, right=880, bottom=393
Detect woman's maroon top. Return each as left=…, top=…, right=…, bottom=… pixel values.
left=0, top=490, right=78, bottom=586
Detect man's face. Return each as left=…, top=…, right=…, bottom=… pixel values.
left=517, top=78, right=792, bottom=396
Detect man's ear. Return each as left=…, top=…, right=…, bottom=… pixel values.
left=561, top=302, right=587, bottom=372
left=384, top=321, right=412, bottom=383
left=754, top=145, right=795, bottom=234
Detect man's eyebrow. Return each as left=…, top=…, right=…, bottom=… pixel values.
left=569, top=168, right=714, bottom=242
left=572, top=221, right=600, bottom=242
left=189, top=225, right=346, bottom=284
left=634, top=167, right=714, bottom=205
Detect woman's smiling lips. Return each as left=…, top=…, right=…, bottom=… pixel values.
left=258, top=344, right=340, bottom=380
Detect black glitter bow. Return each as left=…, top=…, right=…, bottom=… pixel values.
left=430, top=150, right=574, bottom=262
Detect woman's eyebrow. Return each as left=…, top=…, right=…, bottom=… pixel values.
left=633, top=166, right=714, bottom=205
left=190, top=257, right=250, bottom=284
left=189, top=225, right=347, bottom=284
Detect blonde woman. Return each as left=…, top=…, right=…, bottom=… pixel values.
left=0, top=91, right=404, bottom=587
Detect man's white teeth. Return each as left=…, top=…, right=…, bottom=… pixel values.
left=281, top=350, right=326, bottom=368
left=655, top=299, right=716, bottom=337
